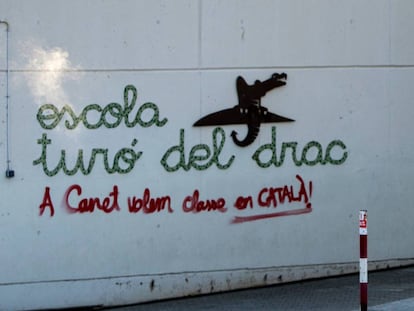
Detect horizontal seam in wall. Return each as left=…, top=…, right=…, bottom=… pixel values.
left=2, top=64, right=414, bottom=73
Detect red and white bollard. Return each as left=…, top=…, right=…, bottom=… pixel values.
left=359, top=210, right=368, bottom=311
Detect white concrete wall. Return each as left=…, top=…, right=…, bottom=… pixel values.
left=0, top=0, right=414, bottom=309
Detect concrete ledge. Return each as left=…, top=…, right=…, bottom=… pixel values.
left=1, top=258, right=414, bottom=310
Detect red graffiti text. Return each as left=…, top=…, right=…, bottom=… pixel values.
left=231, top=175, right=313, bottom=224
left=234, top=195, right=254, bottom=210
left=39, top=186, right=55, bottom=217
left=128, top=188, right=173, bottom=214
left=258, top=175, right=312, bottom=209
left=64, top=184, right=120, bottom=214
left=182, top=189, right=227, bottom=213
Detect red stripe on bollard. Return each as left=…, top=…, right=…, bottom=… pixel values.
left=359, top=210, right=368, bottom=311
left=360, top=235, right=367, bottom=259
left=360, top=283, right=368, bottom=311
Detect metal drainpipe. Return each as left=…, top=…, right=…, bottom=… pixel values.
left=0, top=20, right=14, bottom=178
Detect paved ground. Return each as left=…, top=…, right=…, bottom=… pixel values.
left=106, top=266, right=414, bottom=311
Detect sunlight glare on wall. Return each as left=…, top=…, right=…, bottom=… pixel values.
left=23, top=44, right=82, bottom=109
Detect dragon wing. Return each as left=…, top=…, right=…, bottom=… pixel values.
left=261, top=111, right=294, bottom=123
left=193, top=107, right=294, bottom=126
left=193, top=107, right=248, bottom=126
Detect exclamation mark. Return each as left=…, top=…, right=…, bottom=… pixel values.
left=307, top=181, right=313, bottom=209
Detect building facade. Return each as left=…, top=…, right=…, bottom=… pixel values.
left=1, top=1, right=414, bottom=309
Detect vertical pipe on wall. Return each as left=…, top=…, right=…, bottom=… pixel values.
left=0, top=20, right=13, bottom=178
